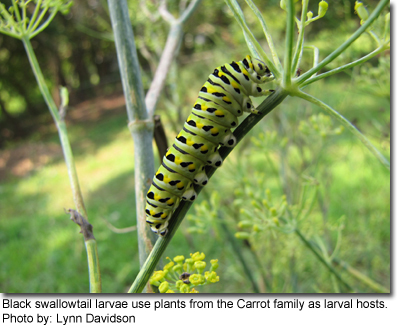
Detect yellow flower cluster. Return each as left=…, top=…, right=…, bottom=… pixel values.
left=149, top=252, right=220, bottom=293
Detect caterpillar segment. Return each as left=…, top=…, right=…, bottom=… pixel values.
left=146, top=55, right=273, bottom=236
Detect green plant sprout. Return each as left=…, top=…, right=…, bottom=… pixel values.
left=149, top=252, right=220, bottom=293
left=0, top=0, right=101, bottom=293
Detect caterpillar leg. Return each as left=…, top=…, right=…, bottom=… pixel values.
left=181, top=184, right=197, bottom=201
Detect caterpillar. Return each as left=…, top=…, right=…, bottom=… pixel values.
left=145, top=55, right=274, bottom=236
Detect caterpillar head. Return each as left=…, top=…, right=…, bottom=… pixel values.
left=252, top=57, right=271, bottom=79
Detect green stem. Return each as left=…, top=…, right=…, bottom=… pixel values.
left=27, top=0, right=42, bottom=32
left=294, top=90, right=390, bottom=170
left=296, top=0, right=389, bottom=84
left=219, top=222, right=260, bottom=293
left=225, top=0, right=279, bottom=79
left=283, top=0, right=295, bottom=87
left=108, top=0, right=157, bottom=272
left=283, top=219, right=354, bottom=292
left=333, top=258, right=389, bottom=293
left=128, top=88, right=288, bottom=293
left=85, top=239, right=102, bottom=293
left=29, top=6, right=49, bottom=33
left=291, top=0, right=309, bottom=76
left=301, top=45, right=388, bottom=87
left=22, top=36, right=98, bottom=291
left=29, top=9, right=58, bottom=39
left=244, top=0, right=283, bottom=74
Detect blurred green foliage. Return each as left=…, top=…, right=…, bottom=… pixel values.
left=0, top=0, right=389, bottom=292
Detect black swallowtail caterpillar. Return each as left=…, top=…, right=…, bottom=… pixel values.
left=145, top=55, right=273, bottom=236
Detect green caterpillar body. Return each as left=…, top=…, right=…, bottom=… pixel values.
left=146, top=55, right=273, bottom=236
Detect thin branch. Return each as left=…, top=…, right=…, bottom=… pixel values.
left=244, top=0, right=283, bottom=73
left=296, top=0, right=389, bottom=84
left=301, top=44, right=388, bottom=87
left=294, top=90, right=390, bottom=170
left=291, top=0, right=309, bottom=75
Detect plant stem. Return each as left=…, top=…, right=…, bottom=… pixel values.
left=108, top=0, right=157, bottom=272
left=23, top=36, right=100, bottom=292
left=333, top=258, right=389, bottom=293
left=286, top=221, right=354, bottom=292
left=301, top=45, right=388, bottom=87
left=294, top=90, right=390, bottom=170
left=244, top=0, right=283, bottom=74
left=85, top=239, right=102, bottom=293
left=219, top=222, right=260, bottom=293
left=283, top=0, right=295, bottom=87
left=128, top=88, right=288, bottom=293
left=291, top=0, right=309, bottom=76
left=296, top=0, right=389, bottom=84
left=225, top=0, right=279, bottom=79
left=22, top=36, right=87, bottom=216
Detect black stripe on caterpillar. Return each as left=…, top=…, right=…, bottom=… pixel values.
left=145, top=55, right=274, bottom=236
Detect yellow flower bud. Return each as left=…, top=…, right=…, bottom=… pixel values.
left=166, top=289, right=175, bottom=293
left=270, top=207, right=277, bottom=216
left=151, top=270, right=165, bottom=282
left=355, top=1, right=369, bottom=24
left=205, top=271, right=220, bottom=283
left=191, top=252, right=206, bottom=261
left=163, top=261, right=174, bottom=271
left=235, top=232, right=251, bottom=239
left=307, top=11, right=313, bottom=20
left=159, top=281, right=170, bottom=293
left=318, top=1, right=328, bottom=18
left=238, top=220, right=253, bottom=229
left=173, top=255, right=185, bottom=263
left=195, top=261, right=207, bottom=273
left=176, top=280, right=184, bottom=289
left=189, top=288, right=199, bottom=293
left=180, top=284, right=190, bottom=293
left=210, top=259, right=219, bottom=271
left=189, top=274, right=205, bottom=286
left=173, top=264, right=183, bottom=273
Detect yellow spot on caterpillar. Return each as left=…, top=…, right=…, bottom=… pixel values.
left=231, top=81, right=240, bottom=89
left=215, top=110, right=224, bottom=116
left=207, top=86, right=219, bottom=94
left=201, top=104, right=207, bottom=112
left=188, top=164, right=196, bottom=171
left=161, top=213, right=168, bottom=219
left=167, top=199, right=175, bottom=205
left=211, top=128, right=219, bottom=134
left=223, top=96, right=231, bottom=103
left=154, top=193, right=160, bottom=201
left=174, top=156, right=182, bottom=164
left=176, top=182, right=184, bottom=189
left=246, top=55, right=253, bottom=69
left=196, top=122, right=204, bottom=129
left=163, top=175, right=171, bottom=183
left=243, top=71, right=249, bottom=78
left=200, top=145, right=208, bottom=152
left=150, top=210, right=156, bottom=216
left=186, top=138, right=194, bottom=146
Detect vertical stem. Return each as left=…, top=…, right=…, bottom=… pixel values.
left=291, top=0, right=309, bottom=75
left=22, top=36, right=87, bottom=217
left=23, top=37, right=99, bottom=292
left=86, top=239, right=102, bottom=293
left=284, top=0, right=295, bottom=87
left=146, top=23, right=183, bottom=118
left=108, top=0, right=157, bottom=272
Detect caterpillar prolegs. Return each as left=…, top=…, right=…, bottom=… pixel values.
left=145, top=55, right=273, bottom=236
